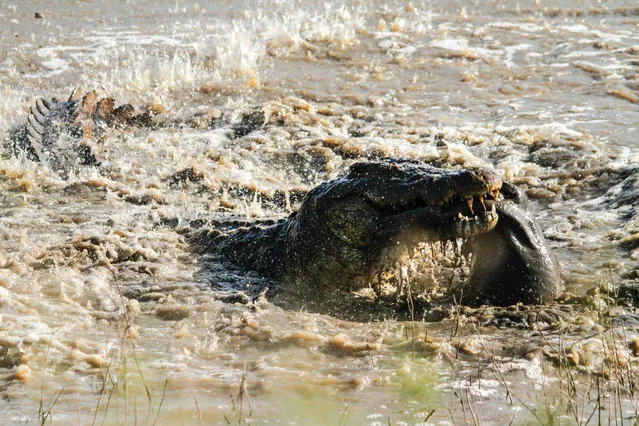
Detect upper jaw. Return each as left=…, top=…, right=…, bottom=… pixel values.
left=376, top=185, right=502, bottom=243
left=374, top=197, right=499, bottom=247
left=366, top=166, right=502, bottom=214
left=433, top=197, right=500, bottom=241
left=430, top=167, right=502, bottom=207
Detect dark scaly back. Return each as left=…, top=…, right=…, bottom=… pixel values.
left=7, top=91, right=81, bottom=164
left=4, top=89, right=106, bottom=176
left=4, top=88, right=157, bottom=176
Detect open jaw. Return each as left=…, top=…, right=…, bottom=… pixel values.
left=368, top=191, right=561, bottom=308
left=373, top=177, right=502, bottom=246
left=286, top=161, right=509, bottom=298
left=208, top=160, right=560, bottom=313
left=368, top=191, right=502, bottom=300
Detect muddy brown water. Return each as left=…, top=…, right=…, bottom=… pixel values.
left=1, top=0, right=638, bottom=424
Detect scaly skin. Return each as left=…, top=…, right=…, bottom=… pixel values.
left=4, top=89, right=265, bottom=177
left=4, top=89, right=153, bottom=177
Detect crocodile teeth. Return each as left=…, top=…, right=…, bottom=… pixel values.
left=457, top=212, right=472, bottom=222
left=466, top=197, right=474, bottom=214
left=479, top=194, right=486, bottom=211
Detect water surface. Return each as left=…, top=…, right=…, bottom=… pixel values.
left=1, top=0, right=639, bottom=424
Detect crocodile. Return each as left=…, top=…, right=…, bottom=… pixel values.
left=192, top=160, right=562, bottom=308
left=4, top=89, right=154, bottom=177
left=4, top=89, right=264, bottom=179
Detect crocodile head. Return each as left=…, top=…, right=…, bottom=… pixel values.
left=285, top=160, right=501, bottom=288
left=282, top=160, right=561, bottom=307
